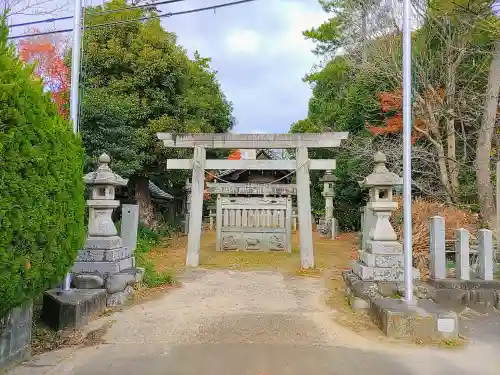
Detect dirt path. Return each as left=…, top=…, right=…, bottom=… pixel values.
left=9, top=269, right=500, bottom=375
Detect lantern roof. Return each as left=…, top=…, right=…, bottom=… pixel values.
left=84, top=153, right=128, bottom=187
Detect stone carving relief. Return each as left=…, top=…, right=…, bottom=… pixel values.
left=222, top=235, right=238, bottom=250
left=245, top=236, right=261, bottom=250
left=268, top=235, right=285, bottom=250
left=317, top=219, right=331, bottom=236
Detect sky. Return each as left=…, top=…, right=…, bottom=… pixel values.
left=7, top=0, right=329, bottom=134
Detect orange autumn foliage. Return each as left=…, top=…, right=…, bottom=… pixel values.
left=228, top=149, right=242, bottom=160
left=367, top=88, right=444, bottom=143
left=18, top=30, right=70, bottom=118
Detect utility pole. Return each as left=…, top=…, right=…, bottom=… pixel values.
left=402, top=0, right=413, bottom=303
left=63, top=0, right=83, bottom=291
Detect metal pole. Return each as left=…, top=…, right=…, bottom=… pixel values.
left=69, top=0, right=83, bottom=134
left=63, top=0, right=83, bottom=291
left=402, top=0, right=413, bottom=303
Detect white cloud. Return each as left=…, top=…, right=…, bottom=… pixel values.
left=225, top=29, right=262, bottom=54
left=274, top=1, right=329, bottom=58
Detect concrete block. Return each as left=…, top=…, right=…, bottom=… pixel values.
left=72, top=256, right=134, bottom=275
left=76, top=246, right=132, bottom=262
left=366, top=240, right=403, bottom=254
left=42, top=289, right=106, bottom=331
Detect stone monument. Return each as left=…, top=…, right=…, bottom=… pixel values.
left=72, top=153, right=143, bottom=306
left=317, top=170, right=338, bottom=239
left=352, top=152, right=419, bottom=282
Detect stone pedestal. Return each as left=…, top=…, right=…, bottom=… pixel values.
left=71, top=153, right=143, bottom=307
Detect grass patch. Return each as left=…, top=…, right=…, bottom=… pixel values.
left=134, top=225, right=175, bottom=288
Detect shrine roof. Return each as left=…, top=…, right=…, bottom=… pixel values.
left=216, top=149, right=292, bottom=180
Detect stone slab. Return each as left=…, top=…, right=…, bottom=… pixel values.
left=76, top=246, right=132, bottom=262
left=84, top=236, right=123, bottom=250
left=42, top=289, right=107, bottom=331
left=359, top=251, right=404, bottom=268
left=72, top=257, right=134, bottom=275
left=365, top=240, right=403, bottom=255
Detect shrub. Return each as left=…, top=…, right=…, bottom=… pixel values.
left=0, top=16, right=85, bottom=315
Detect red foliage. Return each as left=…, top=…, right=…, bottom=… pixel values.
left=367, top=90, right=431, bottom=143
left=18, top=30, right=70, bottom=118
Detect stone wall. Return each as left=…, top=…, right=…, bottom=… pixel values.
left=0, top=301, right=32, bottom=370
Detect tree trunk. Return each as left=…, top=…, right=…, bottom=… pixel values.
left=476, top=36, right=500, bottom=224
left=134, top=177, right=158, bottom=229
left=445, top=47, right=459, bottom=198
left=436, top=142, right=454, bottom=203
left=445, top=104, right=459, bottom=198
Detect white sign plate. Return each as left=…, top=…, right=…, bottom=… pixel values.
left=437, top=318, right=456, bottom=333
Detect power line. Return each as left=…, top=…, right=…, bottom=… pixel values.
left=7, top=0, right=258, bottom=40
left=8, top=0, right=188, bottom=29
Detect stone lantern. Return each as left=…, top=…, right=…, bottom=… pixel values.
left=85, top=153, right=127, bottom=240
left=361, top=152, right=401, bottom=243
left=72, top=153, right=143, bottom=307
left=317, top=170, right=338, bottom=239
left=352, top=152, right=419, bottom=282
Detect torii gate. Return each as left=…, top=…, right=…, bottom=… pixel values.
left=156, top=132, right=349, bottom=269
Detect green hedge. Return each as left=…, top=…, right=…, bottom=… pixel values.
left=0, top=16, right=85, bottom=315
